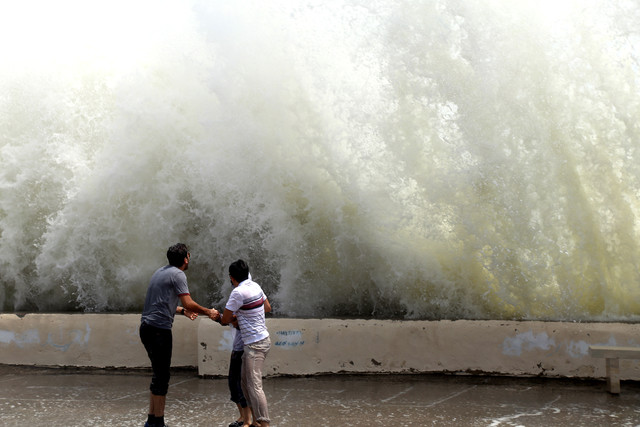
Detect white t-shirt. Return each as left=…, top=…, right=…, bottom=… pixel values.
left=225, top=279, right=269, bottom=345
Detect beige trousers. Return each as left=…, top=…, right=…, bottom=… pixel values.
left=242, top=336, right=271, bottom=424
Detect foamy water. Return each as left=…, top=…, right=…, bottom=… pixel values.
left=1, top=0, right=639, bottom=320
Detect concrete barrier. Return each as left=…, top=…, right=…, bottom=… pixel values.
left=0, top=313, right=198, bottom=368
left=2, top=314, right=640, bottom=381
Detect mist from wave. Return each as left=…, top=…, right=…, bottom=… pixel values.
left=1, top=0, right=639, bottom=320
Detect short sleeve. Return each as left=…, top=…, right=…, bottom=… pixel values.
left=225, top=288, right=243, bottom=312
left=173, top=270, right=190, bottom=296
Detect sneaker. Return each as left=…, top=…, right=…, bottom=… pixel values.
left=229, top=422, right=244, bottom=427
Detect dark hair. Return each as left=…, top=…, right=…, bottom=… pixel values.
left=229, top=259, right=250, bottom=282
left=167, top=243, right=189, bottom=267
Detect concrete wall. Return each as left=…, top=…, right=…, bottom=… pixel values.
left=0, top=314, right=198, bottom=368
left=2, top=314, right=640, bottom=381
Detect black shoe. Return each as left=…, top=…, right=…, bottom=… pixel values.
left=229, top=422, right=244, bottom=427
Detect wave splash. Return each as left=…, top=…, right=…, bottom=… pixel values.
left=1, top=0, right=640, bottom=320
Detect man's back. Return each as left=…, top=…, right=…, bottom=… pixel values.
left=141, top=265, right=189, bottom=329
left=227, top=279, right=269, bottom=345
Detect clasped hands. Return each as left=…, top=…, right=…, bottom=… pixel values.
left=207, top=308, right=221, bottom=322
left=182, top=307, right=220, bottom=322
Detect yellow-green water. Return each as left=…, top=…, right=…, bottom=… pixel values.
left=1, top=0, right=639, bottom=320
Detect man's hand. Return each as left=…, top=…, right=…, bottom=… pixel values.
left=207, top=308, right=221, bottom=322
left=183, top=308, right=198, bottom=320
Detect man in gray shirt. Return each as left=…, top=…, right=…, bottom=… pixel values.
left=140, top=243, right=220, bottom=427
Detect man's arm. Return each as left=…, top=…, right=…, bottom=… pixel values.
left=176, top=305, right=198, bottom=320
left=219, top=295, right=269, bottom=326
left=220, top=308, right=235, bottom=326
left=179, top=294, right=220, bottom=321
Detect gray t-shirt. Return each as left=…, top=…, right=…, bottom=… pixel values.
left=141, top=265, right=190, bottom=329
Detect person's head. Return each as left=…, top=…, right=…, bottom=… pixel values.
left=167, top=243, right=190, bottom=269
left=229, top=259, right=250, bottom=284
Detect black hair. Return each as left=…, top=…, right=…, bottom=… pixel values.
left=167, top=243, right=189, bottom=267
left=229, top=259, right=250, bottom=282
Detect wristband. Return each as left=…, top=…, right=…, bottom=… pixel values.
left=180, top=307, right=185, bottom=315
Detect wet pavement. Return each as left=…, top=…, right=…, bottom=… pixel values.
left=1, top=365, right=639, bottom=426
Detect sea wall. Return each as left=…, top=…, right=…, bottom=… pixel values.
left=1, top=314, right=639, bottom=380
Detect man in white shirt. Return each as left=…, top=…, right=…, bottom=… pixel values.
left=220, top=259, right=272, bottom=427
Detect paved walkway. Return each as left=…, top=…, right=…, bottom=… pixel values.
left=1, top=366, right=639, bottom=426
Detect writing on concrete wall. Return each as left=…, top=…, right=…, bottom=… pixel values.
left=218, top=327, right=235, bottom=351
left=0, top=323, right=91, bottom=352
left=274, top=330, right=305, bottom=349
left=503, top=331, right=555, bottom=356
left=0, top=329, right=39, bottom=347
left=502, top=331, right=624, bottom=358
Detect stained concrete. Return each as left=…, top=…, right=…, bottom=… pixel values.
left=1, top=366, right=639, bottom=427
left=4, top=314, right=640, bottom=382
